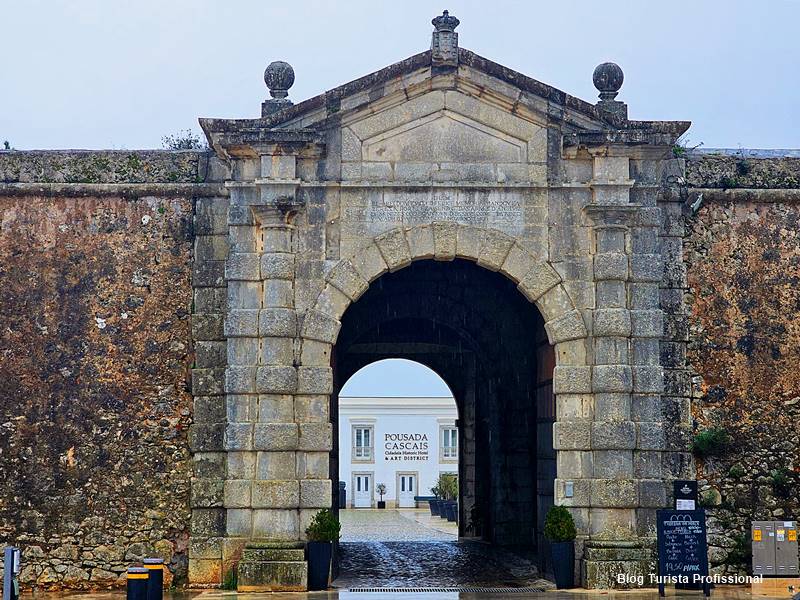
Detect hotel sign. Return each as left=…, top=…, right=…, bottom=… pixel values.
left=384, top=433, right=429, bottom=461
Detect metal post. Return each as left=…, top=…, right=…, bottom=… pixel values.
left=126, top=567, right=149, bottom=600
left=3, top=547, right=20, bottom=600
left=143, top=558, right=164, bottom=600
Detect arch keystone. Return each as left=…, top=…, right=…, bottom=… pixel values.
left=375, top=228, right=412, bottom=271
left=432, top=221, right=457, bottom=260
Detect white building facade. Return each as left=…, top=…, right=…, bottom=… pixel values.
left=338, top=396, right=458, bottom=509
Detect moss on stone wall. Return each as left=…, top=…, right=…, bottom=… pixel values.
left=686, top=152, right=800, bottom=189
left=0, top=194, right=194, bottom=588
left=0, top=150, right=209, bottom=184
left=685, top=198, right=800, bottom=574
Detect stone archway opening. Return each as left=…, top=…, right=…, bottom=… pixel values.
left=329, top=259, right=557, bottom=587
left=336, top=359, right=459, bottom=538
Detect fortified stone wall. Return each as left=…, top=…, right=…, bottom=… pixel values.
left=684, top=151, right=800, bottom=575
left=1, top=145, right=799, bottom=588
left=0, top=150, right=225, bottom=589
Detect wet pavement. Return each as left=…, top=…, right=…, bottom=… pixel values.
left=333, top=540, right=550, bottom=589
left=335, top=508, right=548, bottom=589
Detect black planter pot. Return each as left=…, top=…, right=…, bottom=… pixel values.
left=377, top=500, right=386, bottom=509
left=307, top=541, right=333, bottom=591
left=430, top=499, right=440, bottom=516
left=550, top=541, right=574, bottom=589
left=446, top=502, right=457, bottom=522
left=439, top=501, right=450, bottom=519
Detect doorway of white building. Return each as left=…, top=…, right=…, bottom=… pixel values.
left=397, top=472, right=417, bottom=508
left=352, top=473, right=373, bottom=508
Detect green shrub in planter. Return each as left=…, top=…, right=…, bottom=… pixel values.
left=544, top=505, right=577, bottom=542
left=692, top=427, right=731, bottom=457
left=305, top=508, right=341, bottom=542
left=305, top=509, right=341, bottom=591
left=544, top=506, right=576, bottom=589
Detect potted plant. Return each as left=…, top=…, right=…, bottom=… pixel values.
left=430, top=483, right=441, bottom=516
left=305, top=508, right=341, bottom=591
left=544, top=505, right=577, bottom=589
left=376, top=483, right=387, bottom=509
left=436, top=473, right=458, bottom=520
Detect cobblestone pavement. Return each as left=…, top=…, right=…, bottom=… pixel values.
left=334, top=540, right=551, bottom=589
left=340, top=508, right=457, bottom=542
left=335, top=508, right=549, bottom=589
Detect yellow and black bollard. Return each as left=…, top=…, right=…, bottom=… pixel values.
left=143, top=558, right=164, bottom=600
left=126, top=567, right=149, bottom=600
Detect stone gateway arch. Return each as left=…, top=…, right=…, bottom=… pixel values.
left=189, top=10, right=691, bottom=588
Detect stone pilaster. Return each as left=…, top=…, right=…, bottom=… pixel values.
left=189, top=195, right=230, bottom=585
left=578, top=154, right=657, bottom=587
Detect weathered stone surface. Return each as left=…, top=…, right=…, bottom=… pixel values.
left=592, top=365, right=633, bottom=393
left=0, top=193, right=198, bottom=588
left=593, top=309, right=631, bottom=337
left=259, top=308, right=297, bottom=337
left=260, top=253, right=295, bottom=280
left=517, top=261, right=561, bottom=301
left=298, top=423, right=333, bottom=452
left=237, top=558, right=307, bottom=592
left=253, top=423, right=299, bottom=451
left=300, top=479, right=333, bottom=508
left=297, top=366, right=333, bottom=394
left=252, top=509, right=299, bottom=540
left=251, top=480, right=299, bottom=508
left=256, top=366, right=298, bottom=394
left=256, top=452, right=296, bottom=480
left=591, top=421, right=636, bottom=450
left=553, top=366, right=592, bottom=394
left=301, top=310, right=341, bottom=344
left=224, top=479, right=252, bottom=508
left=326, top=259, right=369, bottom=300
left=375, top=228, right=412, bottom=270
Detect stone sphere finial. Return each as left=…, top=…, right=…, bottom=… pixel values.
left=593, top=62, right=624, bottom=101
left=432, top=9, right=460, bottom=32
left=264, top=61, right=295, bottom=99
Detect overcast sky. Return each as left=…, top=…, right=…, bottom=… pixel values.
left=340, top=359, right=453, bottom=397
left=2, top=0, right=798, bottom=150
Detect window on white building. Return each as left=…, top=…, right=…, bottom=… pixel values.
left=352, top=425, right=374, bottom=462
left=441, top=426, right=458, bottom=461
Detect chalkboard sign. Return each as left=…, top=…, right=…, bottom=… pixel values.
left=656, top=509, right=710, bottom=597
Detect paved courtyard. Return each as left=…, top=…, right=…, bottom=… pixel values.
left=340, top=508, right=458, bottom=542
left=334, top=508, right=550, bottom=590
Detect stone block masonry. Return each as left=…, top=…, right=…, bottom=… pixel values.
left=0, top=15, right=798, bottom=593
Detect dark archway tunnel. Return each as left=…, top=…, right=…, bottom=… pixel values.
left=330, top=259, right=556, bottom=562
